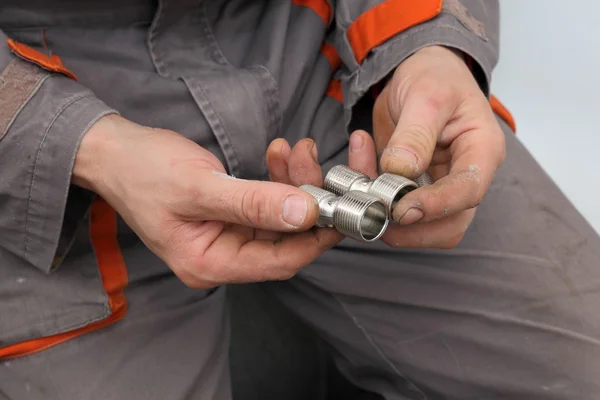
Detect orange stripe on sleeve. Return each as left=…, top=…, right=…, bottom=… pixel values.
left=320, top=42, right=341, bottom=71
left=326, top=79, right=343, bottom=103
left=292, top=0, right=332, bottom=25
left=0, top=198, right=128, bottom=360
left=347, top=0, right=443, bottom=64
left=490, top=95, right=516, bottom=133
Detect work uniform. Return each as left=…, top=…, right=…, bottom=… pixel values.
left=1, top=1, right=599, bottom=399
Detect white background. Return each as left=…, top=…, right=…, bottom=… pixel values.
left=492, top=0, right=600, bottom=233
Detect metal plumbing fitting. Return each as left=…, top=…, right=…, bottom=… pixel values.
left=300, top=184, right=389, bottom=242
left=324, top=165, right=419, bottom=214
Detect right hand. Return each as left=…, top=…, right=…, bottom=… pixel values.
left=73, top=115, right=343, bottom=288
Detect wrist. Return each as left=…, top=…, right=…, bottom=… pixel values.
left=72, top=114, right=132, bottom=195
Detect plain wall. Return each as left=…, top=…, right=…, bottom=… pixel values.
left=491, top=0, right=600, bottom=233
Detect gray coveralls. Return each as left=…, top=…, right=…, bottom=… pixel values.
left=1, top=0, right=600, bottom=399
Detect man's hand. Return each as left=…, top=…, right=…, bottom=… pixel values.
left=73, top=115, right=344, bottom=288
left=368, top=45, right=506, bottom=248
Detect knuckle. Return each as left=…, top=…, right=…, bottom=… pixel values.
left=238, top=189, right=270, bottom=226
left=415, top=78, right=455, bottom=108
left=175, top=179, right=202, bottom=204
left=413, top=76, right=439, bottom=95
left=172, top=263, right=212, bottom=289
left=420, top=189, right=445, bottom=218
left=467, top=186, right=486, bottom=209
left=397, top=124, right=435, bottom=156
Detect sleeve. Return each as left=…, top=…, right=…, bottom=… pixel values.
left=0, top=31, right=118, bottom=273
left=331, top=0, right=499, bottom=127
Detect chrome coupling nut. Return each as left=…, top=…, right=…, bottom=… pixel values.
left=300, top=184, right=389, bottom=242
left=324, top=165, right=419, bottom=214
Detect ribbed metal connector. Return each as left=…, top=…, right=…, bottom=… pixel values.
left=368, top=173, right=417, bottom=212
left=300, top=185, right=389, bottom=242
left=415, top=172, right=434, bottom=187
left=324, top=165, right=417, bottom=213
left=334, top=190, right=389, bottom=242
left=324, top=165, right=371, bottom=196
left=299, top=184, right=337, bottom=228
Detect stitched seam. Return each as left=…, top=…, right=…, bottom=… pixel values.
left=343, top=21, right=495, bottom=117
left=248, top=65, right=282, bottom=142
left=348, top=22, right=495, bottom=92
left=3, top=307, right=110, bottom=346
left=23, top=92, right=94, bottom=258
left=199, top=2, right=232, bottom=68
left=330, top=291, right=427, bottom=399
left=184, top=78, right=241, bottom=177
left=147, top=0, right=170, bottom=78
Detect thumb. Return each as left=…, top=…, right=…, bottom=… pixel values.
left=198, top=171, right=319, bottom=231
left=379, top=83, right=456, bottom=178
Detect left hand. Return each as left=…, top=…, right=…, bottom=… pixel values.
left=366, top=45, right=506, bottom=248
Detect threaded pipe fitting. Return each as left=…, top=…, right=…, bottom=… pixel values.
left=415, top=172, right=434, bottom=187
left=300, top=185, right=389, bottom=242
left=324, top=165, right=417, bottom=214
left=299, top=184, right=337, bottom=228
left=323, top=165, right=371, bottom=196
left=368, top=173, right=417, bottom=213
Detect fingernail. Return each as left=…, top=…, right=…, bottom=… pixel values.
left=350, top=133, right=364, bottom=153
left=283, top=195, right=308, bottom=227
left=398, top=208, right=424, bottom=225
left=383, top=147, right=418, bottom=164
left=280, top=142, right=291, bottom=158
left=310, top=141, right=318, bottom=163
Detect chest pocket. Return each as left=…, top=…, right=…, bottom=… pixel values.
left=182, top=66, right=281, bottom=180
left=149, top=0, right=281, bottom=180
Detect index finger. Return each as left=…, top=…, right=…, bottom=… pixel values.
left=392, top=120, right=505, bottom=223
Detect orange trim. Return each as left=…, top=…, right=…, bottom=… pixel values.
left=7, top=39, right=78, bottom=81
left=490, top=95, right=516, bottom=133
left=89, top=198, right=128, bottom=313
left=347, top=0, right=443, bottom=64
left=326, top=79, right=343, bottom=103
left=292, top=0, right=332, bottom=25
left=0, top=198, right=128, bottom=360
left=320, top=42, right=341, bottom=71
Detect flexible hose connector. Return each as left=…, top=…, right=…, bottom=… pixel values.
left=324, top=165, right=422, bottom=213
left=300, top=184, right=389, bottom=242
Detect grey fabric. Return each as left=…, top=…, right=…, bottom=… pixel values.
left=227, top=284, right=330, bottom=400
left=0, top=69, right=116, bottom=273
left=0, top=276, right=228, bottom=400
left=2, top=1, right=599, bottom=399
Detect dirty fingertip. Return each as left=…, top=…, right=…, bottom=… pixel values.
left=397, top=208, right=424, bottom=225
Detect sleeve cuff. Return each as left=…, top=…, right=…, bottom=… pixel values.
left=341, top=11, right=498, bottom=128
left=27, top=93, right=117, bottom=272
left=0, top=64, right=117, bottom=273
